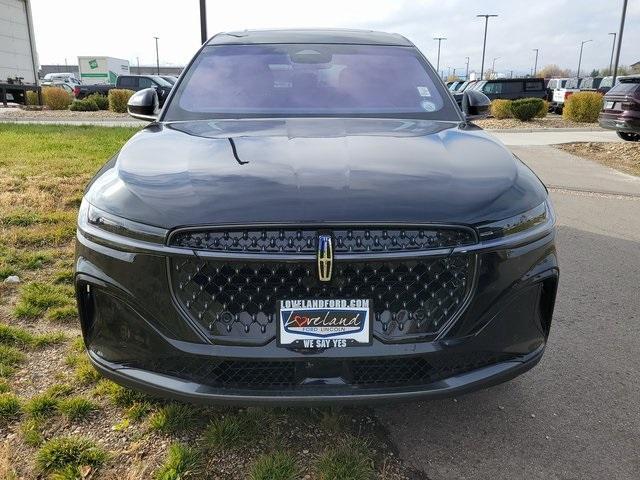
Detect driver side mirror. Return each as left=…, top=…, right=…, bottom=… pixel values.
left=127, top=88, right=159, bottom=121
left=461, top=90, right=491, bottom=120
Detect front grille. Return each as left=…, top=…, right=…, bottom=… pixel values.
left=124, top=352, right=514, bottom=390
left=169, top=226, right=476, bottom=254
left=170, top=254, right=474, bottom=344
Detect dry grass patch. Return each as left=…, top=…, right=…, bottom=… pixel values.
left=557, top=142, right=640, bottom=177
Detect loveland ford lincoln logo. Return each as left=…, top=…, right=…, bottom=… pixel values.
left=317, top=234, right=333, bottom=282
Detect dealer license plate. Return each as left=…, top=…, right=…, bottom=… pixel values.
left=277, top=299, right=372, bottom=348
left=605, top=101, right=615, bottom=109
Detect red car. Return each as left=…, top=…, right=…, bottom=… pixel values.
left=599, top=76, right=640, bottom=141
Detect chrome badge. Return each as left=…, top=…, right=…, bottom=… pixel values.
left=317, top=234, right=333, bottom=282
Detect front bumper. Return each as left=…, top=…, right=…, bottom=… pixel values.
left=75, top=226, right=558, bottom=405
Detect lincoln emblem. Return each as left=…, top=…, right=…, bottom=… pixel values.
left=317, top=234, right=333, bottom=282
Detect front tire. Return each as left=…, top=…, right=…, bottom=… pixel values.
left=617, top=131, right=640, bottom=142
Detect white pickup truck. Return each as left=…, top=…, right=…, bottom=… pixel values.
left=551, top=77, right=582, bottom=113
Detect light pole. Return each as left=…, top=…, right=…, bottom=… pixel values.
left=477, top=14, right=498, bottom=81
left=532, top=48, right=539, bottom=77
left=608, top=32, right=616, bottom=75
left=577, top=39, right=592, bottom=77
left=199, top=0, right=208, bottom=44
left=612, top=0, right=628, bottom=85
left=433, top=37, right=446, bottom=73
left=153, top=36, right=160, bottom=75
left=491, top=57, right=500, bottom=78
left=465, top=56, right=470, bottom=80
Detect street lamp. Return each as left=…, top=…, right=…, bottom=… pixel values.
left=612, top=0, right=628, bottom=85
left=491, top=56, right=500, bottom=78
left=465, top=56, right=470, bottom=80
left=200, top=0, right=208, bottom=44
left=532, top=48, right=539, bottom=77
left=433, top=37, right=446, bottom=73
left=577, top=39, right=592, bottom=78
left=153, top=36, right=160, bottom=75
left=477, top=14, right=498, bottom=81
left=608, top=32, right=617, bottom=75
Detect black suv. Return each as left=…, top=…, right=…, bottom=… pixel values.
left=76, top=29, right=558, bottom=404
left=472, top=78, right=547, bottom=101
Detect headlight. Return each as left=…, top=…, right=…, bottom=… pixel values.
left=477, top=201, right=555, bottom=241
left=78, top=198, right=167, bottom=244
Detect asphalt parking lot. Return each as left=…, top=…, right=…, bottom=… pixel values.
left=376, top=143, right=640, bottom=480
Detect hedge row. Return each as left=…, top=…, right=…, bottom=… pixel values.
left=490, top=98, right=548, bottom=121
left=35, top=86, right=135, bottom=113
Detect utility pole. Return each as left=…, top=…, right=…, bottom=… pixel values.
left=199, top=0, right=208, bottom=44
left=477, top=14, right=498, bottom=81
left=608, top=32, right=616, bottom=75
left=433, top=37, right=446, bottom=73
left=153, top=36, right=160, bottom=75
left=136, top=56, right=140, bottom=74
left=465, top=56, right=470, bottom=80
left=510, top=70, right=513, bottom=78
left=577, top=39, right=592, bottom=77
left=612, top=0, right=628, bottom=85
left=532, top=48, right=539, bottom=77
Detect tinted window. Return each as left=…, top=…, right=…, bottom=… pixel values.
left=609, top=81, right=640, bottom=95
left=139, top=77, right=154, bottom=89
left=165, top=44, right=456, bottom=120
left=525, top=80, right=544, bottom=91
left=118, top=76, right=137, bottom=88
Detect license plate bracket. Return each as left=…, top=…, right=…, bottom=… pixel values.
left=277, top=299, right=372, bottom=349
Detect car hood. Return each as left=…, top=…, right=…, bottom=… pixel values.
left=87, top=118, right=547, bottom=229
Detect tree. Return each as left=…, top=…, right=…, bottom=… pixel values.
left=446, top=75, right=461, bottom=82
left=589, top=69, right=600, bottom=77
left=538, top=64, right=571, bottom=78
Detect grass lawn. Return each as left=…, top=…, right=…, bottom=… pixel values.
left=0, top=124, right=410, bottom=480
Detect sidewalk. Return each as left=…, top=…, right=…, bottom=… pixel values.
left=511, top=145, right=640, bottom=196
left=492, top=129, right=620, bottom=146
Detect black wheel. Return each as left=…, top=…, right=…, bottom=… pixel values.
left=616, top=131, right=640, bottom=142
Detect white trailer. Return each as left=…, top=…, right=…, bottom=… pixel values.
left=78, top=56, right=130, bottom=85
left=0, top=0, right=39, bottom=84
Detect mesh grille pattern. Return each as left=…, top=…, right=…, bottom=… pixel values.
left=124, top=352, right=514, bottom=390
left=170, top=254, right=473, bottom=344
left=169, top=227, right=475, bottom=254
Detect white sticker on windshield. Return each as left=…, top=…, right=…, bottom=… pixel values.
left=421, top=100, right=437, bottom=112
left=417, top=86, right=431, bottom=97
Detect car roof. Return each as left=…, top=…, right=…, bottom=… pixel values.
left=207, top=29, right=413, bottom=47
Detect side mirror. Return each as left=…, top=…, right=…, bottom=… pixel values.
left=127, top=88, right=159, bottom=121
left=461, top=90, right=491, bottom=120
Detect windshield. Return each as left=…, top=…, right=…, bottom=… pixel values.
left=164, top=44, right=457, bottom=121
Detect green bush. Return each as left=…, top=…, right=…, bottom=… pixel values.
left=509, top=98, right=545, bottom=122
left=490, top=99, right=512, bottom=119
left=87, top=93, right=109, bottom=110
left=536, top=99, right=549, bottom=118
left=26, top=90, right=41, bottom=106
left=563, top=91, right=603, bottom=122
left=69, top=99, right=99, bottom=112
left=42, top=87, right=72, bottom=110
left=108, top=89, right=134, bottom=113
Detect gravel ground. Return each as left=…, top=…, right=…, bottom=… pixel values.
left=0, top=107, right=129, bottom=120
left=475, top=114, right=600, bottom=130
left=557, top=142, right=640, bottom=177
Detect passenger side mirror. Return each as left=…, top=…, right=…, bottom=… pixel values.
left=127, top=88, right=159, bottom=121
left=461, top=90, right=491, bottom=120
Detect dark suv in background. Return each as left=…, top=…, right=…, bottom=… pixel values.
left=472, top=78, right=546, bottom=101
left=599, top=76, right=640, bottom=141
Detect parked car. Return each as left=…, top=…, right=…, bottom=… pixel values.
left=545, top=78, right=569, bottom=102
left=76, top=29, right=557, bottom=405
left=598, top=76, right=640, bottom=141
left=43, top=72, right=81, bottom=86
left=472, top=78, right=546, bottom=101
left=551, top=77, right=582, bottom=113
left=73, top=75, right=173, bottom=105
left=580, top=77, right=603, bottom=92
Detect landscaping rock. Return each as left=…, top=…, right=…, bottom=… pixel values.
left=3, top=275, right=20, bottom=284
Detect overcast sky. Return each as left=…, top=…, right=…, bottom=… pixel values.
left=31, top=0, right=639, bottom=75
